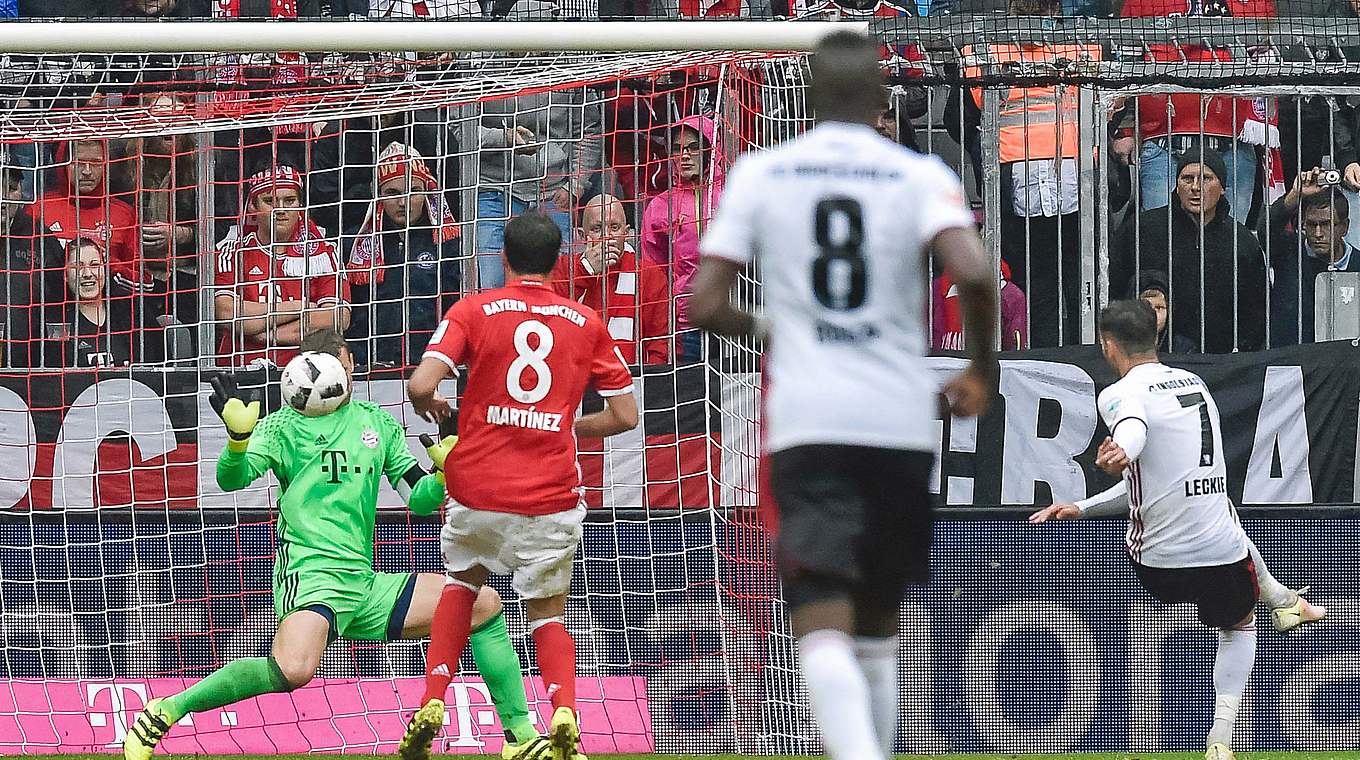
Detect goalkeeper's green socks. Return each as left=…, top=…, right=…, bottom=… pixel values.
left=160, top=656, right=292, bottom=722
left=470, top=610, right=538, bottom=744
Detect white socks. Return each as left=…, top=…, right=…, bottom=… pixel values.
left=1208, top=624, right=1257, bottom=747
left=854, top=636, right=899, bottom=758
left=1245, top=535, right=1295, bottom=609
left=797, top=630, right=884, bottom=760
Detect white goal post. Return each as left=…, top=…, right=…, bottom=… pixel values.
left=0, top=19, right=866, bottom=53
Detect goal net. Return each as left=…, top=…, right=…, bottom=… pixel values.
left=0, top=43, right=799, bottom=756
left=3, top=19, right=1357, bottom=759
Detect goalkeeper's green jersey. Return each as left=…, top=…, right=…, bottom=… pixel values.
left=216, top=399, right=423, bottom=578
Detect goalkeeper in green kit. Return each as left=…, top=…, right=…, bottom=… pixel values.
left=124, top=329, right=552, bottom=760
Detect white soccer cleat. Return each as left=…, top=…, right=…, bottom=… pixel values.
left=1206, top=742, right=1235, bottom=760
left=1273, top=587, right=1327, bottom=633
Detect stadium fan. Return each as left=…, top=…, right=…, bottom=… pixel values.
left=34, top=236, right=162, bottom=368
left=1129, top=269, right=1198, bottom=354
left=933, top=258, right=1028, bottom=351
left=121, top=94, right=200, bottom=325
left=124, top=328, right=548, bottom=760
left=640, top=115, right=724, bottom=363
left=474, top=86, right=603, bottom=289
left=1030, top=299, right=1325, bottom=760
left=405, top=212, right=639, bottom=760
left=0, top=158, right=63, bottom=367
left=28, top=139, right=144, bottom=290
left=689, top=31, right=998, bottom=760
left=959, top=0, right=1098, bottom=347
left=1110, top=145, right=1268, bottom=352
left=1117, top=0, right=1274, bottom=222
left=1261, top=171, right=1360, bottom=345
left=346, top=142, right=460, bottom=367
left=213, top=165, right=350, bottom=368
left=553, top=194, right=671, bottom=365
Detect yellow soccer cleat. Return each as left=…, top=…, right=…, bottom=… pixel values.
left=123, top=698, right=173, bottom=760
left=547, top=706, right=580, bottom=760
left=1206, top=742, right=1235, bottom=760
left=501, top=734, right=554, bottom=760
left=399, top=699, right=445, bottom=760
left=1273, top=589, right=1327, bottom=633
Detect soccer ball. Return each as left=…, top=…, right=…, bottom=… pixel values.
left=280, top=351, right=350, bottom=417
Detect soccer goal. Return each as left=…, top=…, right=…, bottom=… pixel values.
left=0, top=21, right=842, bottom=757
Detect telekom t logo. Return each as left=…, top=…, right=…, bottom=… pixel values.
left=444, top=682, right=497, bottom=748
left=85, top=683, right=195, bottom=748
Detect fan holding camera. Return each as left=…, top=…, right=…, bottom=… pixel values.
left=1261, top=159, right=1360, bottom=346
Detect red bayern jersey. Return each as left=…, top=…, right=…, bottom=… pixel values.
left=424, top=279, right=635, bottom=516
left=213, top=233, right=349, bottom=367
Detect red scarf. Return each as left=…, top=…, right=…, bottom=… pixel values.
left=348, top=144, right=458, bottom=287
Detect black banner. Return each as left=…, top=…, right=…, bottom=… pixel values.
left=0, top=342, right=1356, bottom=509
left=933, top=341, right=1360, bottom=507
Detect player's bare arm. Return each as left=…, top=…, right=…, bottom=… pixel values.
left=214, top=293, right=304, bottom=338
left=297, top=301, right=351, bottom=335
left=575, top=392, right=639, bottom=438
left=688, top=257, right=764, bottom=339
left=932, top=227, right=999, bottom=417
left=407, top=356, right=454, bottom=422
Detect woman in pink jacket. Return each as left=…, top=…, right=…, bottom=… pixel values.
left=641, top=114, right=724, bottom=364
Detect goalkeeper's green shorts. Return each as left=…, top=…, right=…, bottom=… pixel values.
left=274, top=568, right=416, bottom=642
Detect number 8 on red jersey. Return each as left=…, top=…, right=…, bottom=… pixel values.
left=422, top=280, right=635, bottom=516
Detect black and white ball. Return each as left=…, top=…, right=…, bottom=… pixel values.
left=280, top=351, right=350, bottom=417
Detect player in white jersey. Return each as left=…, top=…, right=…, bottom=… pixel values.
left=689, top=31, right=998, bottom=760
left=1030, top=300, right=1326, bottom=760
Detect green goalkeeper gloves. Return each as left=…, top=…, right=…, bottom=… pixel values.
left=210, top=375, right=261, bottom=453
left=419, top=433, right=458, bottom=483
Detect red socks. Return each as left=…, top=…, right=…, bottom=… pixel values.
left=422, top=583, right=477, bottom=705
left=531, top=620, right=577, bottom=711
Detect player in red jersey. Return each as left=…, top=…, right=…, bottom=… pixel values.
left=213, top=166, right=350, bottom=367
left=404, top=212, right=639, bottom=760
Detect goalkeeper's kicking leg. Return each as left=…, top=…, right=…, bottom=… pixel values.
left=123, top=580, right=530, bottom=760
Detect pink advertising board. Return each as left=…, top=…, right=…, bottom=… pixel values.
left=0, top=677, right=652, bottom=754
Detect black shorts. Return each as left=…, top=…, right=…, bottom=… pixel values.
left=770, top=444, right=935, bottom=607
left=1132, top=555, right=1259, bottom=629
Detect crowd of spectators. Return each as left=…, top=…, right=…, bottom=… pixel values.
left=0, top=0, right=1358, bottom=373
left=938, top=0, right=1360, bottom=352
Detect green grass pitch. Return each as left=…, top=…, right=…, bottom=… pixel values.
left=42, top=754, right=1360, bottom=760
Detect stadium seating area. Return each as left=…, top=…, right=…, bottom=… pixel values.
left=1, top=0, right=1358, bottom=374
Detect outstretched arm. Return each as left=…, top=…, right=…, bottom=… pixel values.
left=216, top=447, right=273, bottom=492
left=210, top=374, right=271, bottom=492
left=1029, top=481, right=1129, bottom=523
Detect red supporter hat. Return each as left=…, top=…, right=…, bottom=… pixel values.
left=376, top=143, right=436, bottom=189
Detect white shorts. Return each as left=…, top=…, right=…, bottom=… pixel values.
left=439, top=502, right=585, bottom=600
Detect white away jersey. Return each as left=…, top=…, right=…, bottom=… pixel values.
left=1099, top=363, right=1247, bottom=569
left=700, top=122, right=974, bottom=452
